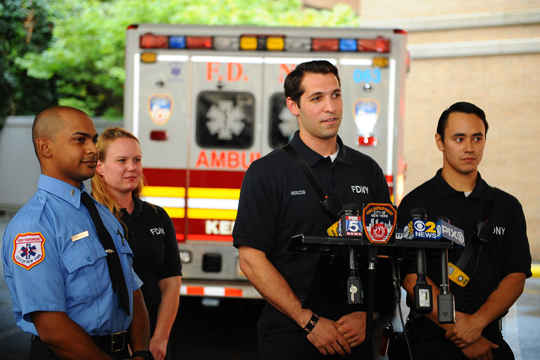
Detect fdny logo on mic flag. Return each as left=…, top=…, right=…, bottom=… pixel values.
left=12, top=232, right=46, bottom=270
left=148, top=94, right=173, bottom=125
left=362, top=204, right=396, bottom=244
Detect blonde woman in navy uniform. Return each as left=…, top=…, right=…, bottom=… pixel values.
left=91, top=127, right=182, bottom=360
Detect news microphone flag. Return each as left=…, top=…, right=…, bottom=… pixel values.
left=436, top=220, right=465, bottom=246
left=400, top=219, right=464, bottom=246
left=327, top=215, right=362, bottom=237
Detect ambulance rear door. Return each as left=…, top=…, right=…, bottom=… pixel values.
left=185, top=54, right=264, bottom=279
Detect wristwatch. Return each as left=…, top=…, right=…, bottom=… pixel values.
left=131, top=350, right=154, bottom=360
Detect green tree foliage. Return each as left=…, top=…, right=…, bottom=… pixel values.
left=13, top=0, right=360, bottom=118
left=0, top=0, right=56, bottom=123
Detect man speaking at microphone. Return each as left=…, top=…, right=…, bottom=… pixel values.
left=394, top=102, right=531, bottom=359
left=233, top=60, right=392, bottom=359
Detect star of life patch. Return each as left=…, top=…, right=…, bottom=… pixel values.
left=12, top=232, right=46, bottom=270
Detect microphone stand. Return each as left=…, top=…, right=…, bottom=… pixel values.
left=365, top=246, right=378, bottom=359
left=288, top=231, right=453, bottom=360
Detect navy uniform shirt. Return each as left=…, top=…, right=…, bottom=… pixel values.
left=120, top=196, right=182, bottom=308
left=397, top=169, right=532, bottom=313
left=233, top=131, right=391, bottom=294
left=1, top=174, right=142, bottom=336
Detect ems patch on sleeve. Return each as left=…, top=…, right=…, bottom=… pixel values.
left=12, top=232, right=46, bottom=270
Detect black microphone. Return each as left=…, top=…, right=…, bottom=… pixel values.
left=324, top=203, right=363, bottom=304
left=436, top=216, right=455, bottom=324
left=338, top=204, right=363, bottom=305
left=326, top=203, right=361, bottom=236
left=411, top=208, right=433, bottom=314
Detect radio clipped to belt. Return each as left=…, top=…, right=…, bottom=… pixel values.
left=448, top=188, right=496, bottom=287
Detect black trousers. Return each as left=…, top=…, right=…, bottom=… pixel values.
left=29, top=336, right=130, bottom=360
left=388, top=320, right=514, bottom=360
left=389, top=333, right=513, bottom=360
left=257, top=305, right=368, bottom=360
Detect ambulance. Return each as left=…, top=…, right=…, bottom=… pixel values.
left=123, top=24, right=409, bottom=300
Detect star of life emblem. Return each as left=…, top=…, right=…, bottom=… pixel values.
left=205, top=100, right=245, bottom=140
left=12, top=232, right=46, bottom=270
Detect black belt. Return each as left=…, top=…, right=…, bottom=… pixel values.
left=93, top=330, right=129, bottom=352
left=34, top=330, right=129, bottom=353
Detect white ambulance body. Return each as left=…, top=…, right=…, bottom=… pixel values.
left=123, top=24, right=408, bottom=299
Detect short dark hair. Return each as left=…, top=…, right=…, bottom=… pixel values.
left=284, top=60, right=340, bottom=108
left=437, top=102, right=489, bottom=142
left=32, top=106, right=89, bottom=157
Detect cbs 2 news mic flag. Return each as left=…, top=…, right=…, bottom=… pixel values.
left=399, top=218, right=465, bottom=246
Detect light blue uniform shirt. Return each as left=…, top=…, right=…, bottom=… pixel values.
left=1, top=174, right=143, bottom=336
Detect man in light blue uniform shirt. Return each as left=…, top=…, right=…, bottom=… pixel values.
left=2, top=106, right=153, bottom=360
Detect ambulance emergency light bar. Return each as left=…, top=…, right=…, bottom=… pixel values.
left=139, top=33, right=391, bottom=53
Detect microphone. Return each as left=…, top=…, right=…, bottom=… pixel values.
left=327, top=203, right=362, bottom=237
left=401, top=214, right=465, bottom=247
left=411, top=208, right=433, bottom=314
left=436, top=219, right=465, bottom=246
left=436, top=216, right=455, bottom=324
left=325, top=203, right=363, bottom=305
left=476, top=221, right=494, bottom=245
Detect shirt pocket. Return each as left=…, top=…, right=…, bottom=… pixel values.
left=116, top=232, right=135, bottom=287
left=61, top=238, right=110, bottom=303
left=116, top=232, right=134, bottom=260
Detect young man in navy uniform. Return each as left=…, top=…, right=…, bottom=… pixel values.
left=1, top=106, right=153, bottom=360
left=394, top=102, right=532, bottom=359
left=233, top=61, right=392, bottom=359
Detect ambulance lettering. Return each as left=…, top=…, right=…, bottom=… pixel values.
left=206, top=220, right=236, bottom=235
left=278, top=64, right=295, bottom=83
left=353, top=68, right=381, bottom=84
left=195, top=150, right=261, bottom=169
left=206, top=62, right=247, bottom=82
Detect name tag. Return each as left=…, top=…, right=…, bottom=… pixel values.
left=71, top=231, right=89, bottom=242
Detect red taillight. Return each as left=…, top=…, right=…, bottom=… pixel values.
left=386, top=174, right=394, bottom=198
left=394, top=29, right=408, bottom=35
left=140, top=34, right=168, bottom=49
left=357, top=136, right=377, bottom=146
left=150, top=130, right=169, bottom=141
left=176, top=233, right=185, bottom=242
left=127, top=24, right=139, bottom=30
left=312, top=38, right=339, bottom=52
left=358, top=38, right=390, bottom=53
left=186, top=36, right=213, bottom=49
